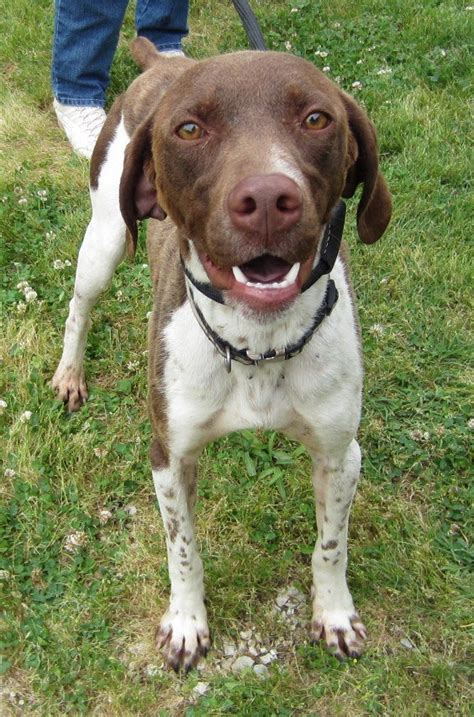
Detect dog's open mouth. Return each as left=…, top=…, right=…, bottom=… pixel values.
left=200, top=252, right=316, bottom=311
left=233, top=255, right=299, bottom=288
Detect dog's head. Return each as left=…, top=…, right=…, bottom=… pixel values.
left=121, top=46, right=391, bottom=314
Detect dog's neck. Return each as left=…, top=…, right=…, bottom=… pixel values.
left=182, top=237, right=332, bottom=360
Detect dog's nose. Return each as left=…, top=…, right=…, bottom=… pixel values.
left=227, top=174, right=302, bottom=237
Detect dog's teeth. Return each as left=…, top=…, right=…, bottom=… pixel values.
left=232, top=266, right=248, bottom=284
left=284, top=262, right=300, bottom=285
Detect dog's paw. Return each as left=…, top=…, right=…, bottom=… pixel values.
left=310, top=608, right=367, bottom=660
left=156, top=608, right=210, bottom=673
left=52, top=363, right=88, bottom=412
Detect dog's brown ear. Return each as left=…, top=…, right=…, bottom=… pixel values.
left=119, top=118, right=166, bottom=257
left=341, top=94, right=392, bottom=244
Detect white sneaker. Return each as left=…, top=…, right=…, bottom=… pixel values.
left=53, top=99, right=106, bottom=159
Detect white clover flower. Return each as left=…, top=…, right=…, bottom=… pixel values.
left=99, top=509, right=113, bottom=525
left=16, top=301, right=27, bottom=314
left=0, top=399, right=7, bottom=410
left=468, top=418, right=474, bottom=430
left=322, top=65, right=330, bottom=73
left=24, top=289, right=37, bottom=303
left=20, top=410, right=32, bottom=422
left=124, top=505, right=138, bottom=517
left=18, top=197, right=28, bottom=206
left=284, top=41, right=292, bottom=51
left=53, top=259, right=65, bottom=270
left=352, top=81, right=363, bottom=89
left=37, top=189, right=48, bottom=199
left=93, top=446, right=108, bottom=458
left=64, top=259, right=72, bottom=266
left=369, top=323, right=385, bottom=336
left=356, top=59, right=364, bottom=65
left=45, top=231, right=57, bottom=240
left=0, top=570, right=11, bottom=580
left=127, top=360, right=139, bottom=372
left=409, top=429, right=430, bottom=442
left=116, top=289, right=125, bottom=302
left=16, top=280, right=30, bottom=290
left=4, top=468, right=16, bottom=478
left=314, top=50, right=329, bottom=58
left=333, top=21, right=341, bottom=28
left=64, top=531, right=88, bottom=553
left=377, top=67, right=392, bottom=75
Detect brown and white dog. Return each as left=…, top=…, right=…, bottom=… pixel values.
left=52, top=38, right=391, bottom=672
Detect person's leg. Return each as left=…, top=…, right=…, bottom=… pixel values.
left=52, top=0, right=129, bottom=107
left=136, top=0, right=189, bottom=52
left=51, top=0, right=129, bottom=158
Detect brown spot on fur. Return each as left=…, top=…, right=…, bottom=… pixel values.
left=163, top=487, right=175, bottom=499
left=323, top=556, right=330, bottom=562
left=165, top=505, right=176, bottom=515
left=181, top=560, right=189, bottom=567
left=166, top=518, right=180, bottom=542
left=90, top=96, right=124, bottom=190
left=322, top=540, right=338, bottom=550
left=150, top=438, right=169, bottom=470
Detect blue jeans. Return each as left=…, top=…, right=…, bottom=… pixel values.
left=52, top=0, right=189, bottom=107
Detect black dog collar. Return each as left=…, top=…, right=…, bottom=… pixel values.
left=187, top=278, right=338, bottom=373
left=183, top=200, right=345, bottom=371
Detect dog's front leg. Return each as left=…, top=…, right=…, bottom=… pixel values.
left=310, top=438, right=367, bottom=659
left=152, top=452, right=210, bottom=672
left=52, top=215, right=126, bottom=411
left=52, top=122, right=130, bottom=411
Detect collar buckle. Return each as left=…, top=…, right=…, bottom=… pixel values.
left=245, top=346, right=286, bottom=363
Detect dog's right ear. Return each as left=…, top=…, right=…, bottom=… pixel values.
left=119, top=118, right=166, bottom=257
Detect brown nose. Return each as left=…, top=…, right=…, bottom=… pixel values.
left=227, top=174, right=302, bottom=238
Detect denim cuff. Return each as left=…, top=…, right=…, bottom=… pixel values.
left=53, top=95, right=105, bottom=108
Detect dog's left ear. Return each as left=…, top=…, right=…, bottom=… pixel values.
left=119, top=118, right=166, bottom=256
left=341, top=93, right=392, bottom=244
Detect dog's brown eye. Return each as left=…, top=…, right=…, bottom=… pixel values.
left=303, top=111, right=330, bottom=131
left=176, top=122, right=205, bottom=140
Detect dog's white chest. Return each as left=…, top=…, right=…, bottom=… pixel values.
left=217, top=363, right=296, bottom=432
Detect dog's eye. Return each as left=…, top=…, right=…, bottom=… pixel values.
left=303, top=111, right=330, bottom=131
left=176, top=122, right=205, bottom=141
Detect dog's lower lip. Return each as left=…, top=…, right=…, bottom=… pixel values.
left=199, top=252, right=316, bottom=311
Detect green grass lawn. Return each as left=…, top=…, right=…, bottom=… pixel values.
left=1, top=0, right=472, bottom=714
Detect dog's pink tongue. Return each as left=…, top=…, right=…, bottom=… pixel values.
left=239, top=255, right=291, bottom=283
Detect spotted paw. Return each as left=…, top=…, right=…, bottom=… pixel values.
left=310, top=609, right=367, bottom=660
left=52, top=363, right=88, bottom=412
left=156, top=608, right=210, bottom=673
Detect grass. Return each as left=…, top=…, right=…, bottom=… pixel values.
left=0, top=0, right=472, bottom=714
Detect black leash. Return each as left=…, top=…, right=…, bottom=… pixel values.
left=231, top=0, right=267, bottom=50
